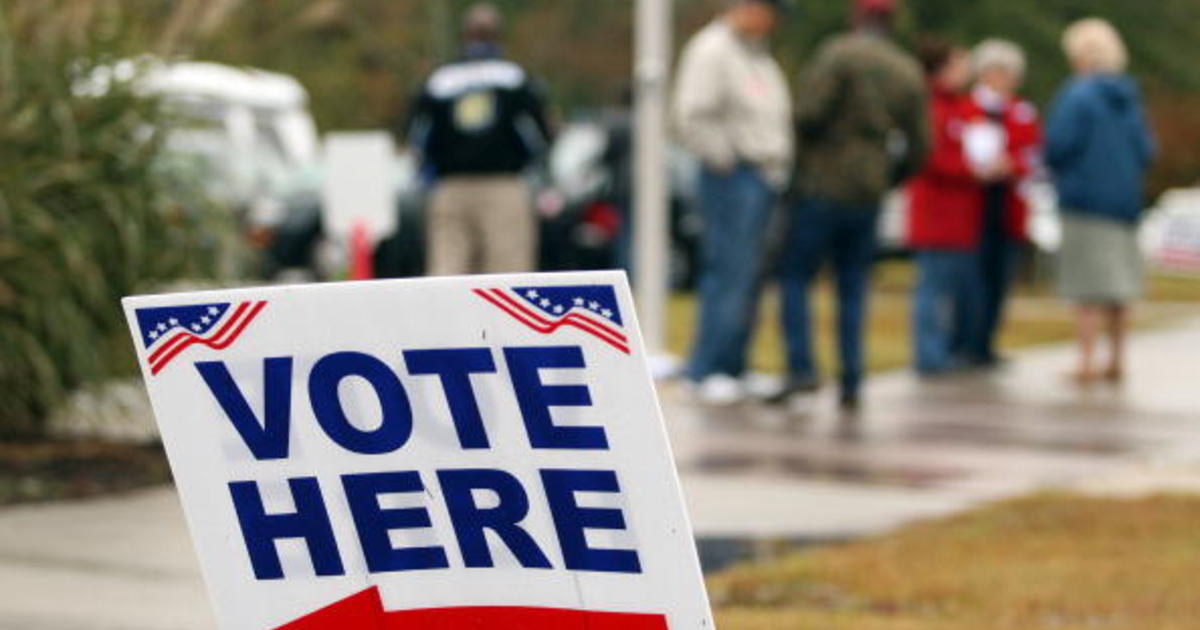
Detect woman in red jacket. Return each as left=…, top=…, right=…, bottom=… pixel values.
left=907, top=40, right=982, bottom=375
left=966, top=39, right=1043, bottom=366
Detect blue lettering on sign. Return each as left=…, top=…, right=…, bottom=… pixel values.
left=309, top=352, right=414, bottom=455
left=202, top=345, right=644, bottom=581
left=227, top=469, right=641, bottom=580
left=342, top=472, right=449, bottom=572
left=403, top=348, right=496, bottom=449
left=504, top=346, right=608, bottom=450
left=541, top=469, right=641, bottom=573
left=229, top=477, right=345, bottom=579
left=196, top=358, right=293, bottom=460
left=438, top=469, right=552, bottom=569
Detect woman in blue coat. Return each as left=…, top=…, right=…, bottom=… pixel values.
left=1046, top=18, right=1155, bottom=384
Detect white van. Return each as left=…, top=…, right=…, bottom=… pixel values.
left=80, top=58, right=320, bottom=209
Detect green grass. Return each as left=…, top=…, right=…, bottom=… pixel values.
left=1146, top=273, right=1200, bottom=302
left=708, top=493, right=1200, bottom=630
left=667, top=262, right=1200, bottom=375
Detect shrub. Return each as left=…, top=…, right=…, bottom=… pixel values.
left=0, top=1, right=235, bottom=439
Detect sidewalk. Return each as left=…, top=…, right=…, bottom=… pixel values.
left=672, top=316, right=1200, bottom=538
left=0, top=488, right=213, bottom=630
left=3, top=318, right=1200, bottom=629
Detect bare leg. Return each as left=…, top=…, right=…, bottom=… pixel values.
left=1073, top=304, right=1101, bottom=382
left=1104, top=303, right=1129, bottom=381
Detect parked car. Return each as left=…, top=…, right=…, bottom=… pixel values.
left=82, top=58, right=320, bottom=209
left=263, top=120, right=704, bottom=286
left=81, top=58, right=324, bottom=278
left=533, top=120, right=703, bottom=288
left=1142, top=187, right=1200, bottom=275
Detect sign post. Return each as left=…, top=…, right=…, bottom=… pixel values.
left=123, top=272, right=712, bottom=629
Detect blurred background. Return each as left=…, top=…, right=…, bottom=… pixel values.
left=3, top=1, right=1200, bottom=629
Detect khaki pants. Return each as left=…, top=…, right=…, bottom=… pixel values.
left=426, top=176, right=536, bottom=276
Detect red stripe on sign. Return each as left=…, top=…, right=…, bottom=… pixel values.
left=474, top=289, right=631, bottom=354
left=489, top=289, right=628, bottom=345
left=148, top=302, right=250, bottom=364
left=277, top=587, right=386, bottom=629
left=150, top=301, right=266, bottom=374
left=276, top=587, right=668, bottom=630
left=387, top=606, right=669, bottom=629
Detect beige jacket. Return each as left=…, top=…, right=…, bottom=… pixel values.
left=672, top=19, right=793, bottom=188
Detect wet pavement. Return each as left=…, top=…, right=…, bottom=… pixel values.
left=673, top=316, right=1200, bottom=542
left=3, top=317, right=1199, bottom=627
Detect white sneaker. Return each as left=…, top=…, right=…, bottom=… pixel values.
left=691, top=374, right=746, bottom=406
left=741, top=372, right=784, bottom=400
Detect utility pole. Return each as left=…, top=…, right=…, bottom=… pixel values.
left=633, top=0, right=672, bottom=370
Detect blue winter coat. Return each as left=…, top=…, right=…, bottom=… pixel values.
left=1045, top=74, right=1155, bottom=223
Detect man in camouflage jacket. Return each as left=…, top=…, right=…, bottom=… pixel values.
left=774, top=0, right=929, bottom=409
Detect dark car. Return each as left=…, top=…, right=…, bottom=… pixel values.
left=259, top=121, right=702, bottom=286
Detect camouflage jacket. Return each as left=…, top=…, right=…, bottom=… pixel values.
left=792, top=32, right=930, bottom=206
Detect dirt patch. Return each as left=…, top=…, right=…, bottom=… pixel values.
left=0, top=441, right=172, bottom=506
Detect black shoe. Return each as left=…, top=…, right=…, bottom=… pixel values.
left=839, top=390, right=861, bottom=411
left=969, top=352, right=1009, bottom=370
left=765, top=375, right=821, bottom=405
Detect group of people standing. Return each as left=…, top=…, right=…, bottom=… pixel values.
left=908, top=38, right=1039, bottom=377
left=674, top=0, right=1154, bottom=409
left=404, top=1, right=1154, bottom=409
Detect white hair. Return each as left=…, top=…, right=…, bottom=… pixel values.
left=972, top=38, right=1026, bottom=79
left=1062, top=18, right=1128, bottom=74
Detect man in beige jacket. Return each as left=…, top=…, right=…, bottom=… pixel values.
left=673, top=0, right=792, bottom=405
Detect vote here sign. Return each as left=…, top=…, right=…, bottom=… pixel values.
left=122, top=272, right=713, bottom=629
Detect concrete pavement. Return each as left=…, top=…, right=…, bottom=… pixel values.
left=0, top=488, right=214, bottom=630
left=674, top=316, right=1200, bottom=538
left=3, top=317, right=1200, bottom=628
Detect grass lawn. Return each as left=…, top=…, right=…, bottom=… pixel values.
left=667, top=261, right=1200, bottom=375
left=708, top=493, right=1200, bottom=630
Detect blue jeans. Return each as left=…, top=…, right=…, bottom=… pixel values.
left=913, top=250, right=983, bottom=373
left=688, top=165, right=774, bottom=381
left=779, top=198, right=879, bottom=395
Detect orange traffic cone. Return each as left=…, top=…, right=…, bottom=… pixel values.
left=349, top=220, right=374, bottom=280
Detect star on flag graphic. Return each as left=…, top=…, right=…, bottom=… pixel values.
left=134, top=301, right=267, bottom=375
left=473, top=285, right=630, bottom=354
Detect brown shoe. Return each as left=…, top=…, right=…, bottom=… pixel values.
left=1067, top=370, right=1101, bottom=386
left=1102, top=366, right=1125, bottom=383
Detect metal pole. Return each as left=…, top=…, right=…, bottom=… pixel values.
left=633, top=0, right=672, bottom=360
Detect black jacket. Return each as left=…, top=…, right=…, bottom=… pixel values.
left=406, top=50, right=552, bottom=177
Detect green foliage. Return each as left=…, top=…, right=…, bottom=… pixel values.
left=155, top=0, right=1200, bottom=130
left=760, top=0, right=1200, bottom=191
left=0, top=0, right=234, bottom=439
left=161, top=0, right=1200, bottom=190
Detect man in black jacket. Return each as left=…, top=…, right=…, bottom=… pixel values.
left=407, top=3, right=553, bottom=275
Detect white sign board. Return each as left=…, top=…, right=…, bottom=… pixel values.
left=122, top=272, right=712, bottom=630
left=322, top=131, right=397, bottom=242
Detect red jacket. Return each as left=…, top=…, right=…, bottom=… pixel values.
left=906, top=88, right=1043, bottom=249
left=907, top=86, right=981, bottom=250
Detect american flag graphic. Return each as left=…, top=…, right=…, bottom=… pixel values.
left=134, top=301, right=267, bottom=375
left=474, top=285, right=630, bottom=354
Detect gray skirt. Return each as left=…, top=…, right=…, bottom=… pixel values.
left=1057, top=212, right=1143, bottom=304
